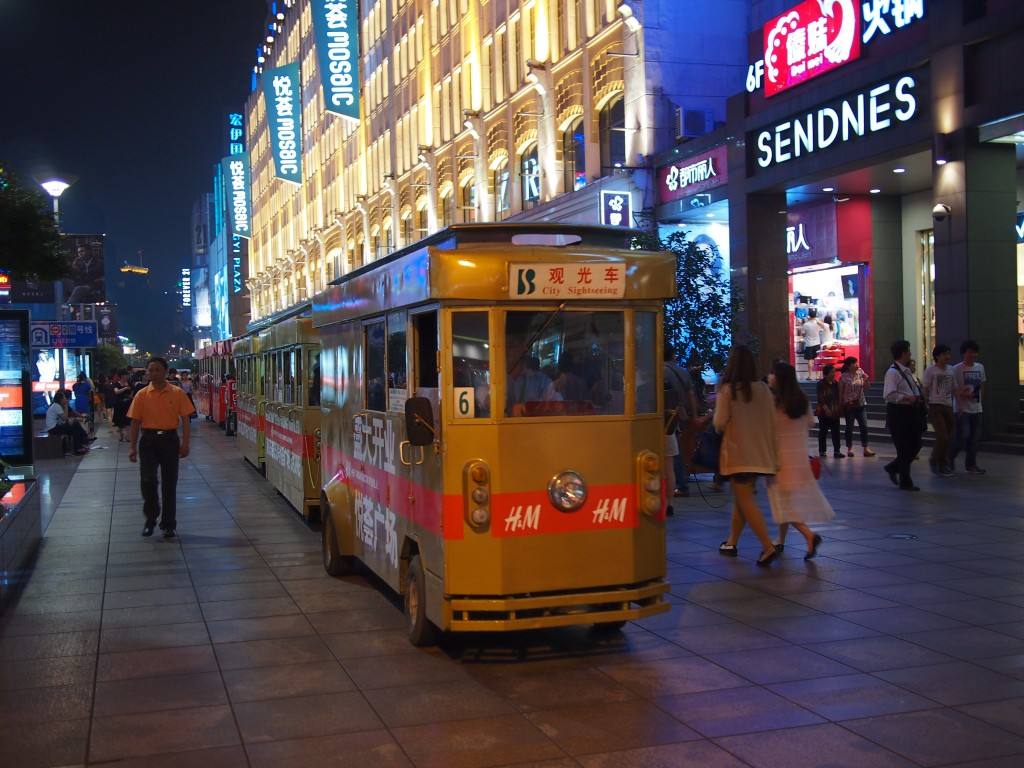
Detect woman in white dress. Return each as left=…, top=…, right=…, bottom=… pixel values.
left=767, top=362, right=835, bottom=559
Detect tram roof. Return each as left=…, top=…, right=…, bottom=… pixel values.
left=313, top=224, right=675, bottom=328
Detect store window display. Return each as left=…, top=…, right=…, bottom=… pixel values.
left=791, top=265, right=863, bottom=381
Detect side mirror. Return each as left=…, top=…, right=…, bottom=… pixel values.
left=405, top=397, right=436, bottom=446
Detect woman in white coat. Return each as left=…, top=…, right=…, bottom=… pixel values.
left=767, top=361, right=835, bottom=559
left=714, top=345, right=780, bottom=566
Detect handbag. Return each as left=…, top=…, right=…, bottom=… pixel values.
left=893, top=365, right=929, bottom=434
left=809, top=455, right=822, bottom=480
left=691, top=420, right=721, bottom=473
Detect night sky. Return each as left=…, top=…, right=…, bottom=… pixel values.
left=0, top=0, right=266, bottom=354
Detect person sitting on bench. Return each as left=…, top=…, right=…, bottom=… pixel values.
left=45, top=391, right=89, bottom=455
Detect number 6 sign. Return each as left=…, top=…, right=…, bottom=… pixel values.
left=454, top=387, right=475, bottom=418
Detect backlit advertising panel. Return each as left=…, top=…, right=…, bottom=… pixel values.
left=763, top=0, right=861, bottom=98
left=62, top=233, right=106, bottom=304
left=312, top=0, right=360, bottom=120
left=656, top=146, right=729, bottom=206
left=222, top=155, right=252, bottom=240
left=0, top=310, right=32, bottom=465
left=263, top=62, right=303, bottom=183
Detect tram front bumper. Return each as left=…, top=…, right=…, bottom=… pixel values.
left=445, top=580, right=669, bottom=632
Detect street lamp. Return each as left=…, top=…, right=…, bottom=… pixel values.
left=39, top=177, right=73, bottom=230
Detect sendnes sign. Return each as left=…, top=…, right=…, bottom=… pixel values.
left=753, top=74, right=919, bottom=170
left=764, top=0, right=860, bottom=98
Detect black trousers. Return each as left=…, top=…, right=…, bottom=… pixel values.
left=844, top=405, right=870, bottom=448
left=139, top=431, right=180, bottom=529
left=886, top=404, right=922, bottom=487
left=818, top=416, right=841, bottom=455
left=49, top=422, right=87, bottom=451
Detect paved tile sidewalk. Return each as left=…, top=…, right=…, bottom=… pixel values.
left=2, top=422, right=1024, bottom=767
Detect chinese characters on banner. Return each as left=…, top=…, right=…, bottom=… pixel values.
left=262, top=62, right=303, bottom=183
left=311, top=0, right=361, bottom=120
left=222, top=156, right=252, bottom=240
left=764, top=0, right=861, bottom=98
left=656, top=145, right=729, bottom=205
left=751, top=0, right=926, bottom=96
left=509, top=263, right=627, bottom=299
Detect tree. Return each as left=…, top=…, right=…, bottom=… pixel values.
left=634, top=228, right=747, bottom=373
left=93, top=343, right=127, bottom=376
left=0, top=166, right=69, bottom=281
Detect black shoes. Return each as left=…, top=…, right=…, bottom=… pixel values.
left=163, top=529, right=176, bottom=539
left=756, top=547, right=780, bottom=567
left=142, top=522, right=155, bottom=537
left=805, top=534, right=823, bottom=560
left=899, top=484, right=921, bottom=492
left=718, top=542, right=738, bottom=557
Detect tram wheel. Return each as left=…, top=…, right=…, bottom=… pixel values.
left=405, top=555, right=440, bottom=647
left=322, top=510, right=355, bottom=577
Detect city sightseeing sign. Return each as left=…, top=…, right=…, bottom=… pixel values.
left=263, top=62, right=303, bottom=183
left=312, top=0, right=360, bottom=120
left=747, top=0, right=926, bottom=97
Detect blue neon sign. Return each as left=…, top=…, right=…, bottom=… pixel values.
left=227, top=112, right=245, bottom=156
left=263, top=62, right=303, bottom=183
left=221, top=155, right=252, bottom=240
left=311, top=0, right=360, bottom=120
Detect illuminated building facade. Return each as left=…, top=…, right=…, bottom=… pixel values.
left=245, top=0, right=748, bottom=322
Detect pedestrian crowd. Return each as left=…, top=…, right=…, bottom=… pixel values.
left=667, top=335, right=990, bottom=565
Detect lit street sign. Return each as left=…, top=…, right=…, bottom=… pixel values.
left=263, top=62, right=303, bottom=183
left=312, top=0, right=360, bottom=120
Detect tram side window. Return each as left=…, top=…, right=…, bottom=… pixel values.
left=504, top=310, right=625, bottom=417
left=283, top=351, right=296, bottom=404
left=387, top=310, right=408, bottom=400
left=413, top=311, right=439, bottom=389
left=452, top=312, right=490, bottom=418
left=365, top=320, right=387, bottom=411
left=635, top=311, right=658, bottom=414
left=295, top=348, right=303, bottom=406
left=308, top=350, right=321, bottom=407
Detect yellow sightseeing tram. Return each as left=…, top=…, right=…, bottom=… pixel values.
left=314, top=224, right=675, bottom=645
left=234, top=317, right=321, bottom=519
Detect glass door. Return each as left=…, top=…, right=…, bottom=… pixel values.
left=919, top=229, right=935, bottom=358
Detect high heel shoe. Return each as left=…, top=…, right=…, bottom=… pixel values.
left=804, top=534, right=823, bottom=561
left=756, top=547, right=780, bottom=567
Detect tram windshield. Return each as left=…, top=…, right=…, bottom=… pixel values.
left=504, top=310, right=624, bottom=417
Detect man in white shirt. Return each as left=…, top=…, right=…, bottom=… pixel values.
left=882, top=339, right=924, bottom=491
left=45, top=391, right=89, bottom=455
left=922, top=344, right=955, bottom=476
left=799, top=310, right=825, bottom=380
left=950, top=339, right=986, bottom=474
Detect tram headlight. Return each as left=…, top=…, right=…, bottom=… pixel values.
left=548, top=471, right=587, bottom=512
left=637, top=450, right=663, bottom=518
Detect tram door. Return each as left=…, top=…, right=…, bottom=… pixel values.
left=406, top=308, right=444, bottom=598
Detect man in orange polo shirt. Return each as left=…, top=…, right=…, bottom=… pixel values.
left=128, top=357, right=196, bottom=537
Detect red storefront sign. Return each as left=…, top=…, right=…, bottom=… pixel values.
left=764, top=0, right=861, bottom=98
left=656, top=145, right=728, bottom=205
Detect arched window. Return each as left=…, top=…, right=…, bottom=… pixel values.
left=441, top=192, right=454, bottom=227
left=599, top=97, right=626, bottom=174
left=520, top=145, right=540, bottom=209
left=461, top=181, right=477, bottom=223
left=563, top=118, right=586, bottom=192
left=493, top=164, right=511, bottom=220
left=401, top=215, right=413, bottom=246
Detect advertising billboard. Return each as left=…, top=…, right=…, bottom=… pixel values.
left=312, top=0, right=360, bottom=120
left=0, top=310, right=32, bottom=465
left=656, top=145, right=729, bottom=206
left=763, top=0, right=861, bottom=98
left=62, top=234, right=106, bottom=304
left=264, top=62, right=303, bottom=183
left=222, top=156, right=252, bottom=240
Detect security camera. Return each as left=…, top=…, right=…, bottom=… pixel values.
left=932, top=203, right=951, bottom=222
